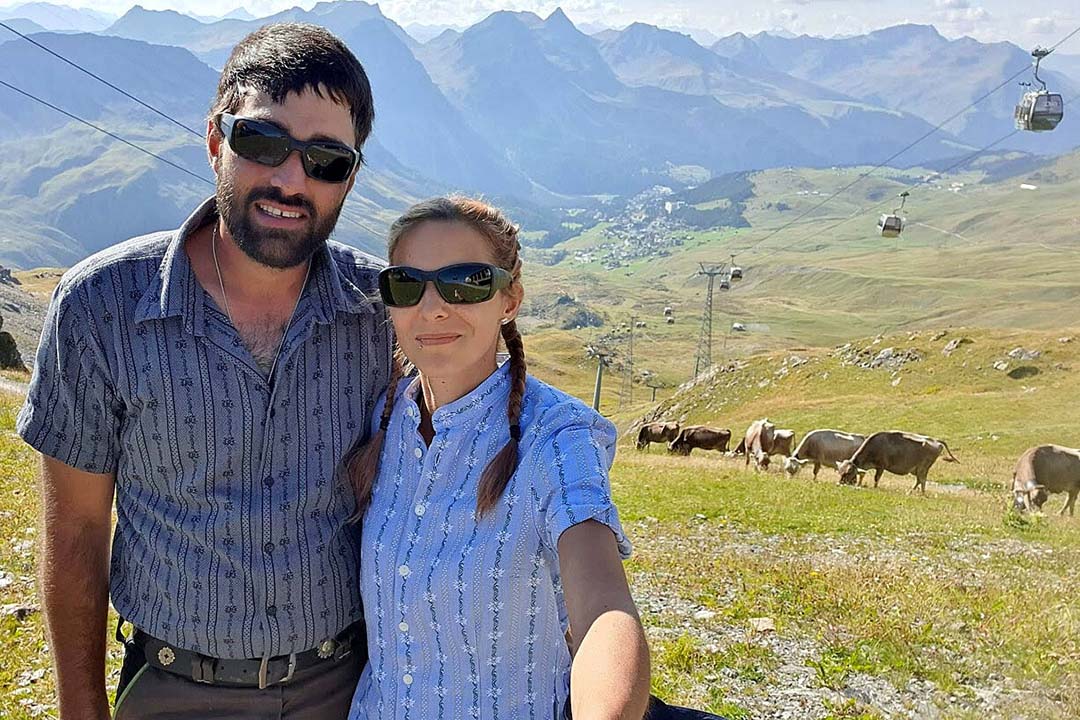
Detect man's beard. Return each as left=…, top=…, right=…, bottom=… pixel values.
left=216, top=176, right=344, bottom=269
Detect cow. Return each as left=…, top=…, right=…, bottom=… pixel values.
left=836, top=431, right=959, bottom=493
left=783, top=429, right=866, bottom=480
left=1011, top=444, right=1080, bottom=516
left=636, top=421, right=680, bottom=451
left=668, top=426, right=731, bottom=456
left=742, top=418, right=776, bottom=469
left=770, top=429, right=797, bottom=459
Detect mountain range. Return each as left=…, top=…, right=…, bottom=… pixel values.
left=0, top=1, right=1077, bottom=269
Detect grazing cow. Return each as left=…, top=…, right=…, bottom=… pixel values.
left=668, top=426, right=731, bottom=456
left=770, top=429, right=797, bottom=459
left=636, top=421, right=680, bottom=451
left=1012, top=444, right=1080, bottom=516
left=784, top=430, right=866, bottom=479
left=743, top=419, right=776, bottom=469
left=836, top=431, right=959, bottom=493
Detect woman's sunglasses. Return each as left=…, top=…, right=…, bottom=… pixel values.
left=217, top=113, right=361, bottom=184
left=378, top=263, right=513, bottom=307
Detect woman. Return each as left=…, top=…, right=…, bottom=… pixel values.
left=346, top=196, right=651, bottom=719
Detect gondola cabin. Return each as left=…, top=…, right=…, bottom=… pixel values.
left=878, top=213, right=903, bottom=238
left=1014, top=90, right=1064, bottom=132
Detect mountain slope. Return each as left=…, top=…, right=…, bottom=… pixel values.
left=0, top=32, right=216, bottom=138
left=416, top=10, right=828, bottom=194
left=715, top=25, right=1080, bottom=154
left=104, top=3, right=534, bottom=199
left=0, top=2, right=114, bottom=32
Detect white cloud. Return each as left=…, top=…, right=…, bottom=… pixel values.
left=934, top=0, right=970, bottom=9
left=1025, top=17, right=1057, bottom=35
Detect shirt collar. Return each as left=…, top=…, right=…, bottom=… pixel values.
left=135, top=196, right=377, bottom=333
left=134, top=196, right=215, bottom=335
left=402, top=361, right=513, bottom=431
left=307, top=242, right=378, bottom=325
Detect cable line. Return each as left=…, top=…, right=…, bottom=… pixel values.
left=0, top=82, right=385, bottom=240
left=0, top=78, right=213, bottom=184
left=0, top=20, right=205, bottom=137
left=730, top=22, right=1080, bottom=260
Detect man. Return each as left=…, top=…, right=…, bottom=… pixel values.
left=18, top=23, right=390, bottom=719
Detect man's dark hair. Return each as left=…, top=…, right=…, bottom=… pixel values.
left=210, top=23, right=374, bottom=159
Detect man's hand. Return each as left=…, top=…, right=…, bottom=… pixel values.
left=38, top=455, right=115, bottom=720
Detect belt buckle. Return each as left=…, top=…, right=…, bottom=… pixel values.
left=258, top=653, right=297, bottom=689
left=282, top=652, right=297, bottom=684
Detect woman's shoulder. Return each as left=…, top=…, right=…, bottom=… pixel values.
left=521, top=374, right=614, bottom=441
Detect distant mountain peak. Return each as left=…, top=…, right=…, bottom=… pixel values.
left=545, top=7, right=572, bottom=25
left=221, top=7, right=255, bottom=21
left=868, top=23, right=944, bottom=42
left=311, top=0, right=383, bottom=15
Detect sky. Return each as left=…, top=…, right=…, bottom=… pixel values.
left=4, top=0, right=1080, bottom=50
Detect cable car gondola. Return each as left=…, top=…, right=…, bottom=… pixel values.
left=877, top=191, right=909, bottom=239
left=1015, top=47, right=1064, bottom=132
left=719, top=277, right=731, bottom=290
left=729, top=254, right=743, bottom=280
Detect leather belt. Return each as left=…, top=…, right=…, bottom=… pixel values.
left=132, top=621, right=364, bottom=689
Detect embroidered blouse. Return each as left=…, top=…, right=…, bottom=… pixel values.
left=349, top=362, right=631, bottom=720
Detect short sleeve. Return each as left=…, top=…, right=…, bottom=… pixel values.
left=16, top=281, right=122, bottom=474
left=531, top=403, right=632, bottom=560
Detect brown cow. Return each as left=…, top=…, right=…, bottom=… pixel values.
left=636, top=421, right=680, bottom=451
left=784, top=429, right=866, bottom=479
left=743, top=419, right=776, bottom=469
left=668, top=426, right=731, bottom=456
left=837, top=431, right=959, bottom=493
left=1012, top=444, right=1080, bottom=516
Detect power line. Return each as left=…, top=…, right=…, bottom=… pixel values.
left=0, top=78, right=214, bottom=185
left=752, top=90, right=1079, bottom=268
left=0, top=20, right=205, bottom=137
left=732, top=22, right=1080, bottom=261
left=0, top=24, right=387, bottom=240
left=0, top=79, right=387, bottom=241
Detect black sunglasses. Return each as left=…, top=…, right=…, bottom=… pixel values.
left=379, top=263, right=513, bottom=307
left=217, top=113, right=361, bottom=183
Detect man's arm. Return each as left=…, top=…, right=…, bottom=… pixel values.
left=38, top=454, right=115, bottom=720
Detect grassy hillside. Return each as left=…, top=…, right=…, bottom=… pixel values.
left=3, top=341, right=1080, bottom=717
left=627, top=326, right=1080, bottom=493
left=518, top=150, right=1080, bottom=409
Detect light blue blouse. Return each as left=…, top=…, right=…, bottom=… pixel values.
left=349, top=362, right=632, bottom=720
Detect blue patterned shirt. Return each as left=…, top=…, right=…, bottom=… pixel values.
left=349, top=363, right=632, bottom=720
left=17, top=197, right=392, bottom=659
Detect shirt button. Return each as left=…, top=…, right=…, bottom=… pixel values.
left=264, top=542, right=275, bottom=555
left=269, top=408, right=276, bottom=419
left=414, top=504, right=425, bottom=517
left=398, top=621, right=409, bottom=632
left=266, top=605, right=277, bottom=617
left=413, top=447, right=423, bottom=459
left=263, top=476, right=274, bottom=488
left=398, top=564, right=410, bottom=577
left=403, top=674, right=413, bottom=685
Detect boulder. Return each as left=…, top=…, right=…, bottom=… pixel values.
left=0, top=323, right=26, bottom=371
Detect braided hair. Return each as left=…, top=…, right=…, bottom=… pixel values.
left=348, top=197, right=526, bottom=519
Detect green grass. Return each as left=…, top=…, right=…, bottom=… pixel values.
left=614, top=451, right=1080, bottom=716
left=515, top=150, right=1080, bottom=413
left=4, top=324, right=1080, bottom=717
left=0, top=389, right=124, bottom=720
